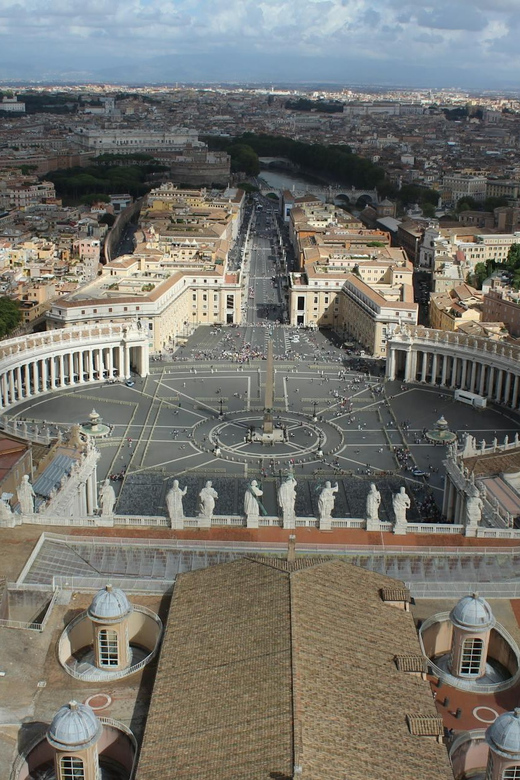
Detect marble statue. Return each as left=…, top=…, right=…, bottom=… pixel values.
left=365, top=483, right=381, bottom=523
left=17, top=475, right=35, bottom=515
left=99, top=478, right=116, bottom=517
left=392, top=487, right=410, bottom=525
left=166, top=480, right=187, bottom=522
left=244, top=479, right=263, bottom=522
left=318, top=481, right=338, bottom=521
left=198, top=481, right=218, bottom=519
left=278, top=474, right=297, bottom=523
left=464, top=485, right=483, bottom=528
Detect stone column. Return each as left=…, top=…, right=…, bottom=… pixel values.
left=421, top=351, right=428, bottom=382
left=487, top=366, right=495, bottom=398
left=441, top=354, right=448, bottom=386
left=450, top=356, right=458, bottom=388
left=88, top=349, right=94, bottom=382
left=386, top=347, right=396, bottom=380
left=24, top=363, right=31, bottom=396
left=32, top=361, right=39, bottom=394
left=512, top=375, right=520, bottom=409
left=8, top=371, right=15, bottom=403
left=469, top=361, right=477, bottom=393
left=124, top=345, right=131, bottom=379
left=479, top=364, right=486, bottom=396
left=78, top=351, right=85, bottom=384
left=16, top=367, right=23, bottom=399
left=41, top=358, right=48, bottom=392
left=50, top=356, right=57, bottom=390
left=495, top=370, right=504, bottom=403
left=504, top=372, right=512, bottom=405
left=430, top=353, right=438, bottom=385
left=58, top=354, right=64, bottom=387
left=460, top=359, right=468, bottom=390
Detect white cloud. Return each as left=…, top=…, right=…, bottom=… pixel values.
left=0, top=0, right=518, bottom=85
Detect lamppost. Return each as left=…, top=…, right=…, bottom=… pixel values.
left=218, top=397, right=224, bottom=420
left=312, top=401, right=318, bottom=422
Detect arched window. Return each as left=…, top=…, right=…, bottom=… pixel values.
left=461, top=637, right=484, bottom=675
left=98, top=628, right=119, bottom=667
left=60, top=755, right=85, bottom=779
left=504, top=767, right=520, bottom=779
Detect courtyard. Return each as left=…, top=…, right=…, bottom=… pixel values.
left=8, top=325, right=519, bottom=522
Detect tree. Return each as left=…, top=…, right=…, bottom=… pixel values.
left=473, top=262, right=491, bottom=289
left=456, top=196, right=479, bottom=213
left=0, top=298, right=21, bottom=337
left=98, top=212, right=116, bottom=227
left=421, top=202, right=436, bottom=218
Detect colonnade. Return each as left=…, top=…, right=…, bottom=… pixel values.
left=386, top=326, right=520, bottom=410
left=0, top=324, right=149, bottom=410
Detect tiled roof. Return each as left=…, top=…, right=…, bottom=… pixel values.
left=136, top=558, right=452, bottom=780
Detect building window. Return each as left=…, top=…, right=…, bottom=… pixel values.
left=460, top=637, right=483, bottom=675
left=98, top=628, right=119, bottom=667
left=60, top=756, right=85, bottom=779
left=504, top=768, right=520, bottom=780
left=297, top=296, right=305, bottom=311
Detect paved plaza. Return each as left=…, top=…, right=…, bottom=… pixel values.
left=9, top=325, right=520, bottom=521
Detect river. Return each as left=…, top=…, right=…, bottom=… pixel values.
left=258, top=167, right=328, bottom=196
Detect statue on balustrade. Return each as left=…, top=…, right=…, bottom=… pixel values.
left=17, top=475, right=36, bottom=515
left=278, top=474, right=297, bottom=525
left=99, top=478, right=116, bottom=517
left=392, top=487, right=410, bottom=525
left=318, top=481, right=338, bottom=522
left=198, top=480, right=218, bottom=520
left=464, top=484, right=483, bottom=528
left=366, top=483, right=381, bottom=524
left=166, top=480, right=187, bottom=522
left=244, top=479, right=265, bottom=522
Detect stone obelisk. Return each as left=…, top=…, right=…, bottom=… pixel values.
left=263, top=339, right=274, bottom=435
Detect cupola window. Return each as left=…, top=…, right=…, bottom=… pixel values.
left=504, top=768, right=520, bottom=779
left=461, top=637, right=484, bottom=675
left=98, top=628, right=119, bottom=666
left=60, top=755, right=85, bottom=779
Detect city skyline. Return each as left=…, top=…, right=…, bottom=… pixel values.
left=0, top=0, right=520, bottom=89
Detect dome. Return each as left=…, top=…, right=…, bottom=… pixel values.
left=87, top=583, right=132, bottom=622
left=47, top=701, right=102, bottom=750
left=449, top=592, right=495, bottom=631
left=486, top=708, right=520, bottom=759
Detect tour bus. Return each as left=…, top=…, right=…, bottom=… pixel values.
left=454, top=389, right=487, bottom=409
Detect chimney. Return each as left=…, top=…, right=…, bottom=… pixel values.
left=287, top=535, right=296, bottom=564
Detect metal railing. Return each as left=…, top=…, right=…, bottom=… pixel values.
left=59, top=606, right=162, bottom=682
left=419, top=613, right=520, bottom=693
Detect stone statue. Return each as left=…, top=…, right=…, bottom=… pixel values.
left=166, top=480, right=187, bottom=522
left=366, top=483, right=381, bottom=524
left=99, top=478, right=116, bottom=517
left=198, top=480, right=218, bottom=519
left=464, top=485, right=483, bottom=528
left=0, top=498, right=12, bottom=520
left=17, top=475, right=35, bottom=515
left=392, top=487, right=410, bottom=525
left=278, top=474, right=297, bottom=525
left=318, top=481, right=338, bottom=522
left=244, top=480, right=264, bottom=522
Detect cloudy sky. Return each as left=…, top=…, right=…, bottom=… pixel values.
left=0, top=0, right=519, bottom=88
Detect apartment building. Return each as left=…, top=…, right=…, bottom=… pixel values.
left=46, top=257, right=242, bottom=350
left=441, top=174, right=487, bottom=204
left=289, top=251, right=417, bottom=357
left=73, top=127, right=205, bottom=153
left=483, top=289, right=520, bottom=337
left=429, top=284, right=483, bottom=331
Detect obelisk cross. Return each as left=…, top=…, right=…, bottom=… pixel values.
left=263, top=338, right=274, bottom=434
